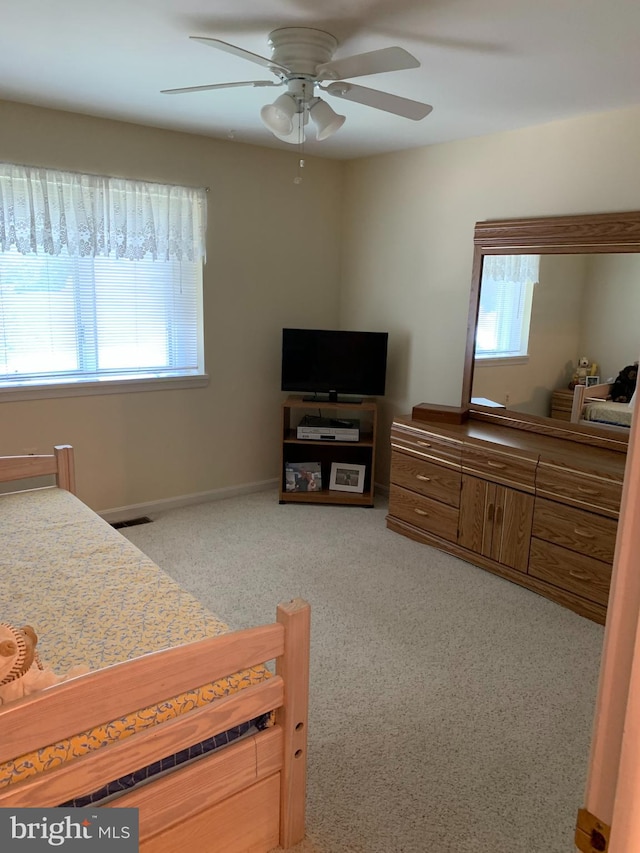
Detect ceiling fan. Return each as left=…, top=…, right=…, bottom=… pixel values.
left=161, top=27, right=433, bottom=143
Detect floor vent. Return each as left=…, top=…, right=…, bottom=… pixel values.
left=112, top=516, right=153, bottom=529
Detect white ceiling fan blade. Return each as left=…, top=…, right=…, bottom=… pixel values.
left=325, top=81, right=432, bottom=120
left=161, top=80, right=281, bottom=95
left=190, top=36, right=290, bottom=75
left=317, top=46, right=419, bottom=81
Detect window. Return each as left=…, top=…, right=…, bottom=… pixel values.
left=0, top=163, right=207, bottom=394
left=474, top=254, right=539, bottom=360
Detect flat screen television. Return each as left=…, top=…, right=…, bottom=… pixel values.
left=281, top=328, right=388, bottom=402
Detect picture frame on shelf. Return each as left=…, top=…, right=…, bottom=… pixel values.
left=285, top=462, right=322, bottom=493
left=586, top=375, right=601, bottom=388
left=329, top=462, right=366, bottom=493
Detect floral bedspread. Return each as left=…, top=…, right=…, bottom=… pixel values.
left=0, top=487, right=268, bottom=788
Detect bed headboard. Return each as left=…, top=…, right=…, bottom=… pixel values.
left=0, top=445, right=76, bottom=493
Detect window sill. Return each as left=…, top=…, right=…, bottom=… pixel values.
left=0, top=374, right=209, bottom=403
left=474, top=356, right=530, bottom=367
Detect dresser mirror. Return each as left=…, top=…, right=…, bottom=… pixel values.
left=462, top=210, right=640, bottom=449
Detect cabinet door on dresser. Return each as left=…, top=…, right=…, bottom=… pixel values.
left=458, top=475, right=534, bottom=573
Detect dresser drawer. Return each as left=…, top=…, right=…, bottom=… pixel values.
left=532, top=497, right=617, bottom=563
left=390, top=422, right=462, bottom=469
left=462, top=445, right=537, bottom=492
left=536, top=462, right=622, bottom=517
left=390, top=450, right=461, bottom=508
left=529, top=538, right=612, bottom=605
left=550, top=389, right=574, bottom=420
left=388, top=485, right=459, bottom=542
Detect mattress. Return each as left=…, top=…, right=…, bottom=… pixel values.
left=582, top=399, right=633, bottom=427
left=0, top=487, right=270, bottom=792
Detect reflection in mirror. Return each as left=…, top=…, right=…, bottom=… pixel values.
left=471, top=252, right=640, bottom=420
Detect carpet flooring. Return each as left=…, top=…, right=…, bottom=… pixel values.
left=122, top=491, right=604, bottom=853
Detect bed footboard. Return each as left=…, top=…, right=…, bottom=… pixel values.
left=0, top=445, right=76, bottom=493
left=571, top=383, right=612, bottom=423
left=0, top=598, right=311, bottom=852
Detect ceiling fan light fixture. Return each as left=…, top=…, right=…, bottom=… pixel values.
left=260, top=93, right=297, bottom=136
left=271, top=110, right=308, bottom=143
left=309, top=97, right=346, bottom=140
left=169, top=28, right=431, bottom=145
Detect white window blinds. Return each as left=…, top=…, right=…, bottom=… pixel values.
left=0, top=164, right=207, bottom=388
left=475, top=254, right=539, bottom=359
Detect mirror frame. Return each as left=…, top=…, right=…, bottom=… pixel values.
left=462, top=210, right=640, bottom=451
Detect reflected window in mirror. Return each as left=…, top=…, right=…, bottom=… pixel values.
left=472, top=252, right=640, bottom=419
left=475, top=255, right=539, bottom=361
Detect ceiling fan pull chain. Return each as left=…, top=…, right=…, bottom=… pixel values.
left=294, top=98, right=307, bottom=185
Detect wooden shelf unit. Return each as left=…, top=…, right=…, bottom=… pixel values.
left=279, top=396, right=378, bottom=507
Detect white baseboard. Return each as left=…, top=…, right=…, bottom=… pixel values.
left=99, top=479, right=278, bottom=524
left=100, top=477, right=387, bottom=523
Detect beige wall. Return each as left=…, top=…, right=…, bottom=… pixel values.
left=581, top=253, right=640, bottom=381
left=4, top=100, right=640, bottom=507
left=0, top=100, right=344, bottom=511
left=341, top=105, right=640, bottom=481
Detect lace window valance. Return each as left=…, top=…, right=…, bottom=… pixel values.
left=0, top=163, right=207, bottom=261
left=482, top=254, right=539, bottom=284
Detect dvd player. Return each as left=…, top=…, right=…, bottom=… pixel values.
left=297, top=415, right=360, bottom=441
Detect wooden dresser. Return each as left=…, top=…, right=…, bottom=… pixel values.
left=387, top=415, right=627, bottom=623
left=550, top=388, right=575, bottom=420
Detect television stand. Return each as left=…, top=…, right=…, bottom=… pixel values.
left=280, top=395, right=378, bottom=507
left=302, top=393, right=363, bottom=404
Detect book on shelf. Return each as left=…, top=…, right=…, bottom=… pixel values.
left=285, top=462, right=322, bottom=493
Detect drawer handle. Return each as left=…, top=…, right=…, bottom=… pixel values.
left=414, top=508, right=428, bottom=516
left=416, top=474, right=431, bottom=482
left=417, top=441, right=432, bottom=448
left=569, top=569, right=592, bottom=581
left=573, top=527, right=595, bottom=539
left=486, top=460, right=507, bottom=469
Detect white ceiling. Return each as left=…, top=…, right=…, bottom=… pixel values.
left=3, top=0, right=640, bottom=160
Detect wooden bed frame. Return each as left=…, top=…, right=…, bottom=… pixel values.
left=570, top=382, right=613, bottom=423
left=0, top=446, right=310, bottom=853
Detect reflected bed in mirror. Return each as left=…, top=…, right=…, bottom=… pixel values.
left=462, top=210, right=640, bottom=448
